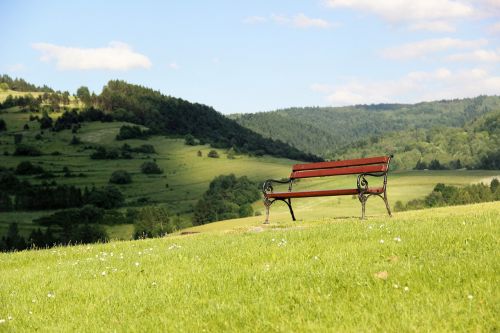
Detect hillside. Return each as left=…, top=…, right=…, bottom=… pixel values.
left=97, top=80, right=320, bottom=162
left=1, top=202, right=498, bottom=331
left=335, top=109, right=500, bottom=170
left=230, top=96, right=500, bottom=164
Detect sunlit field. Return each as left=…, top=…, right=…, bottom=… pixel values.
left=1, top=202, right=498, bottom=332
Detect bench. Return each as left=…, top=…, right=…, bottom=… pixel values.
left=262, top=155, right=393, bottom=223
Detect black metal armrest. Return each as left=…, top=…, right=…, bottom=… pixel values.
left=262, top=178, right=293, bottom=195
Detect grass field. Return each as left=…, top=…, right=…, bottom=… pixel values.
left=1, top=105, right=499, bottom=239
left=0, top=202, right=498, bottom=332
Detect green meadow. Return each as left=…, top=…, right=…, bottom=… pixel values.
left=0, top=202, right=498, bottom=332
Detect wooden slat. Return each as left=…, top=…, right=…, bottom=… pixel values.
left=293, top=156, right=389, bottom=172
left=266, top=187, right=384, bottom=199
left=291, top=164, right=387, bottom=179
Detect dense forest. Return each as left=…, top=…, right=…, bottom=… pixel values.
left=336, top=109, right=500, bottom=170
left=0, top=74, right=53, bottom=92
left=95, top=81, right=320, bottom=162
left=231, top=96, right=500, bottom=168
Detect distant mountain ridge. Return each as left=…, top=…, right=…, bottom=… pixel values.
left=230, top=96, right=500, bottom=165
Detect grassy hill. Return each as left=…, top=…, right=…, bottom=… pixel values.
left=1, top=100, right=499, bottom=241
left=1, top=202, right=498, bottom=331
left=230, top=96, right=500, bottom=166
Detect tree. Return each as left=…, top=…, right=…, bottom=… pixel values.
left=0, top=223, right=27, bottom=251
left=109, top=170, right=132, bottom=184
left=0, top=119, right=6, bottom=131
left=61, top=91, right=70, bottom=105
left=184, top=134, right=197, bottom=146
left=141, top=161, right=163, bottom=174
left=134, top=206, right=173, bottom=239
left=491, top=178, right=499, bottom=193
left=40, top=111, right=53, bottom=130
left=76, top=86, right=92, bottom=107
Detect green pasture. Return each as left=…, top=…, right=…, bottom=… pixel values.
left=0, top=202, right=498, bottom=332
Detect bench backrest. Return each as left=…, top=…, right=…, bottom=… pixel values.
left=291, top=156, right=391, bottom=179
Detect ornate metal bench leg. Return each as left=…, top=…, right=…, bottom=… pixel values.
left=383, top=191, right=392, bottom=217
left=358, top=194, right=367, bottom=220
left=263, top=198, right=271, bottom=224
left=285, top=198, right=296, bottom=221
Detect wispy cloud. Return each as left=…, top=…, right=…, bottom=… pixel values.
left=408, top=21, right=455, bottom=32
left=380, top=38, right=488, bottom=60
left=324, top=0, right=475, bottom=32
left=311, top=67, right=500, bottom=106
left=32, top=41, right=152, bottom=71
left=244, top=13, right=334, bottom=29
left=324, top=0, right=474, bottom=22
left=488, top=22, right=500, bottom=34
left=447, top=49, right=500, bottom=62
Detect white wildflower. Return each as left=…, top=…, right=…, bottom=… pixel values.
left=47, top=292, right=55, bottom=298
left=101, top=271, right=106, bottom=276
left=152, top=281, right=157, bottom=286
left=313, top=256, right=319, bottom=260
left=379, top=239, right=384, bottom=244
left=468, top=294, right=473, bottom=300
left=393, top=284, right=399, bottom=289
left=404, top=286, right=410, bottom=292
left=134, top=262, right=140, bottom=266
left=7, top=316, right=12, bottom=321
left=394, top=237, right=401, bottom=242
left=0, top=319, right=5, bottom=324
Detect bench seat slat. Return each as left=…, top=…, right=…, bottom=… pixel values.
left=266, top=187, right=384, bottom=199
left=293, top=156, right=389, bottom=172
left=291, top=164, right=387, bottom=179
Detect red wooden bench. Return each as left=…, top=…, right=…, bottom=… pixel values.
left=262, top=155, right=393, bottom=223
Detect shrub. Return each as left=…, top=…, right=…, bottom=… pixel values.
left=116, top=125, right=150, bottom=140
left=70, top=135, right=81, bottom=145
left=141, top=161, right=163, bottom=174
left=13, top=144, right=41, bottom=156
left=16, top=161, right=44, bottom=175
left=184, top=134, right=197, bottom=146
left=208, top=150, right=219, bottom=158
left=109, top=170, right=132, bottom=184
left=0, top=119, right=6, bottom=131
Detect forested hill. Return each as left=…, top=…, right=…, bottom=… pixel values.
left=334, top=109, right=500, bottom=170
left=96, top=80, right=320, bottom=162
left=230, top=96, right=500, bottom=159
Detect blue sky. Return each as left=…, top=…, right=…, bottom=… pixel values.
left=1, top=0, right=499, bottom=114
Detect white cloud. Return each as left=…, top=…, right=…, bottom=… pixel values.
left=324, top=0, right=474, bottom=22
left=408, top=21, right=455, bottom=32
left=324, top=0, right=479, bottom=32
left=32, top=41, right=152, bottom=71
left=447, top=49, right=500, bottom=62
left=311, top=67, right=500, bottom=106
left=292, top=13, right=332, bottom=28
left=381, top=38, right=488, bottom=60
left=245, top=13, right=333, bottom=29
